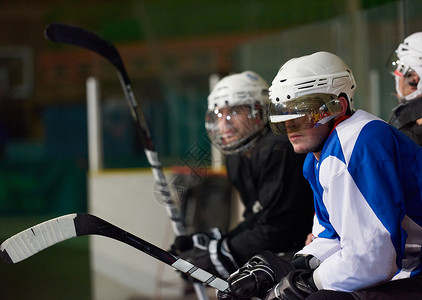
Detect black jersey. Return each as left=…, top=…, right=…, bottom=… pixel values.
left=225, top=130, right=314, bottom=265
left=388, top=97, right=422, bottom=146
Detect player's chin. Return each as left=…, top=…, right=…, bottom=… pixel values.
left=290, top=142, right=310, bottom=154
left=290, top=137, right=321, bottom=154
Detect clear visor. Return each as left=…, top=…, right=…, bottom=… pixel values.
left=268, top=93, right=342, bottom=135
left=386, top=51, right=414, bottom=77
left=205, top=104, right=266, bottom=154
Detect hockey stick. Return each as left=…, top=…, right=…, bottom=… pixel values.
left=0, top=213, right=229, bottom=293
left=44, top=23, right=184, bottom=236
left=44, top=24, right=209, bottom=299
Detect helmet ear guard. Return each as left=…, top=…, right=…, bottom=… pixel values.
left=338, top=92, right=353, bottom=116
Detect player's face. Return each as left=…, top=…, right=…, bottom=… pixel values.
left=216, top=106, right=256, bottom=145
left=398, top=69, right=420, bottom=96
left=285, top=117, right=331, bottom=156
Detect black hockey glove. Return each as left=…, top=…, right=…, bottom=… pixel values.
left=216, top=290, right=239, bottom=300
left=172, top=228, right=239, bottom=279
left=227, top=251, right=296, bottom=299
left=264, top=269, right=318, bottom=300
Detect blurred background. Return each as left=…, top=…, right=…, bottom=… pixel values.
left=0, top=0, right=420, bottom=299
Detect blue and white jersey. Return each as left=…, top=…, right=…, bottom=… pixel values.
left=296, top=110, right=422, bottom=292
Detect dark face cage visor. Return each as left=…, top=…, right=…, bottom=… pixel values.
left=268, top=93, right=342, bottom=135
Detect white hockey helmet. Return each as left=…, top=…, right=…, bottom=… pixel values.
left=205, top=71, right=269, bottom=154
left=387, top=32, right=422, bottom=101
left=268, top=51, right=356, bottom=135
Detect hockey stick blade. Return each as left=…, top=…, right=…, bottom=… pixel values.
left=0, top=213, right=229, bottom=292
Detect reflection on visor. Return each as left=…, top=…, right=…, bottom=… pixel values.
left=387, top=51, right=415, bottom=77
left=403, top=68, right=416, bottom=79
left=387, top=51, right=401, bottom=75
left=269, top=114, right=305, bottom=123
left=268, top=93, right=341, bottom=135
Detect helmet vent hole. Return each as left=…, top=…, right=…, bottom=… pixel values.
left=296, top=80, right=316, bottom=90
left=297, top=85, right=313, bottom=90
left=317, top=79, right=328, bottom=86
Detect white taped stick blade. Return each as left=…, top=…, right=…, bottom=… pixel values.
left=0, top=213, right=78, bottom=263
left=172, top=259, right=229, bottom=292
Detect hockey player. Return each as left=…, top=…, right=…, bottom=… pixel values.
left=387, top=32, right=422, bottom=145
left=172, top=71, right=314, bottom=280
left=218, top=52, right=422, bottom=299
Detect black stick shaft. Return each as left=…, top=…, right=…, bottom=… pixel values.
left=43, top=25, right=209, bottom=299
left=44, top=23, right=186, bottom=235
left=0, top=213, right=229, bottom=292
left=75, top=214, right=177, bottom=265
